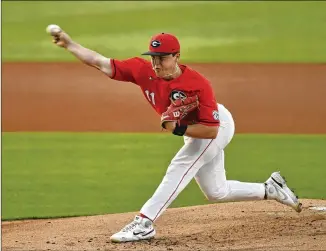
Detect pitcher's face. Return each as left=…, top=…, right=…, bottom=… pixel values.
left=151, top=53, right=180, bottom=79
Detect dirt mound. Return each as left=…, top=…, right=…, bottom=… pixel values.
left=2, top=199, right=326, bottom=251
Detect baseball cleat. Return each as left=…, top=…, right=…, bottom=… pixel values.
left=265, top=171, right=302, bottom=213
left=110, top=215, right=156, bottom=243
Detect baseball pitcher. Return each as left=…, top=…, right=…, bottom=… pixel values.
left=47, top=25, right=302, bottom=243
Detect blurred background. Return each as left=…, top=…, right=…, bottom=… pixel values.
left=2, top=1, right=326, bottom=220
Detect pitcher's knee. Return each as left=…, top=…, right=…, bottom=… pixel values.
left=206, top=187, right=230, bottom=201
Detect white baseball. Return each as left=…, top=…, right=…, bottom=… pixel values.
left=46, top=24, right=62, bottom=36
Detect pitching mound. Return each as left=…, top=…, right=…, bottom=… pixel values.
left=2, top=199, right=325, bottom=251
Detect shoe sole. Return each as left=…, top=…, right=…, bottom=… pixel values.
left=110, top=235, right=155, bottom=243
left=271, top=172, right=302, bottom=213
left=110, top=229, right=156, bottom=243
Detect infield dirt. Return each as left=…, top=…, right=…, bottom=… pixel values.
left=3, top=63, right=326, bottom=133
left=2, top=200, right=326, bottom=251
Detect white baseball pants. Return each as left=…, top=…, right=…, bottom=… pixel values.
left=140, top=104, right=265, bottom=221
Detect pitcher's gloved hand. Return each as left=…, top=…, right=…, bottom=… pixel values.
left=161, top=95, right=199, bottom=129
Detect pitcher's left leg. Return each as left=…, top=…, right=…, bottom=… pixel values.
left=110, top=137, right=217, bottom=243
left=140, top=137, right=217, bottom=221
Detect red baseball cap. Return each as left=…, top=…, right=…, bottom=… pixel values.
left=142, top=33, right=180, bottom=56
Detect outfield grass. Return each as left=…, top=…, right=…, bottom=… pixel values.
left=2, top=133, right=325, bottom=220
left=2, top=1, right=326, bottom=62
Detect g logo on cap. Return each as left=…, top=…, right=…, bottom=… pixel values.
left=151, top=40, right=161, bottom=48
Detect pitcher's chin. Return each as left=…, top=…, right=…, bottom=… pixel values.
left=154, top=70, right=163, bottom=78
left=156, top=71, right=175, bottom=80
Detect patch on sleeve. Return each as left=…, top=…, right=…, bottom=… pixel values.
left=212, top=110, right=219, bottom=120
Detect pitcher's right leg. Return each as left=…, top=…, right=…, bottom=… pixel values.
left=196, top=155, right=302, bottom=212
left=195, top=149, right=266, bottom=202
left=194, top=103, right=265, bottom=201
left=195, top=103, right=302, bottom=212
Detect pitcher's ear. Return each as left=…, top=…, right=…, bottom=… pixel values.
left=176, top=53, right=180, bottom=62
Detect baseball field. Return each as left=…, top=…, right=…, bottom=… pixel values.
left=2, top=1, right=326, bottom=251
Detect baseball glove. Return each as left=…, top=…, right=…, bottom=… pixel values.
left=161, top=95, right=199, bottom=129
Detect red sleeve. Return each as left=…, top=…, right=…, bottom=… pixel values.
left=197, top=82, right=220, bottom=126
left=110, top=57, right=146, bottom=85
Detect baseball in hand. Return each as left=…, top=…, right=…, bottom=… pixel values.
left=46, top=24, right=62, bottom=36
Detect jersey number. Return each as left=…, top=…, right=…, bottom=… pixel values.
left=145, top=90, right=155, bottom=105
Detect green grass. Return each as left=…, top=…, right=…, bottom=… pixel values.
left=2, top=1, right=326, bottom=62
left=2, top=133, right=326, bottom=220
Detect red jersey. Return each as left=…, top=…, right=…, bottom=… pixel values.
left=110, top=57, right=220, bottom=126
